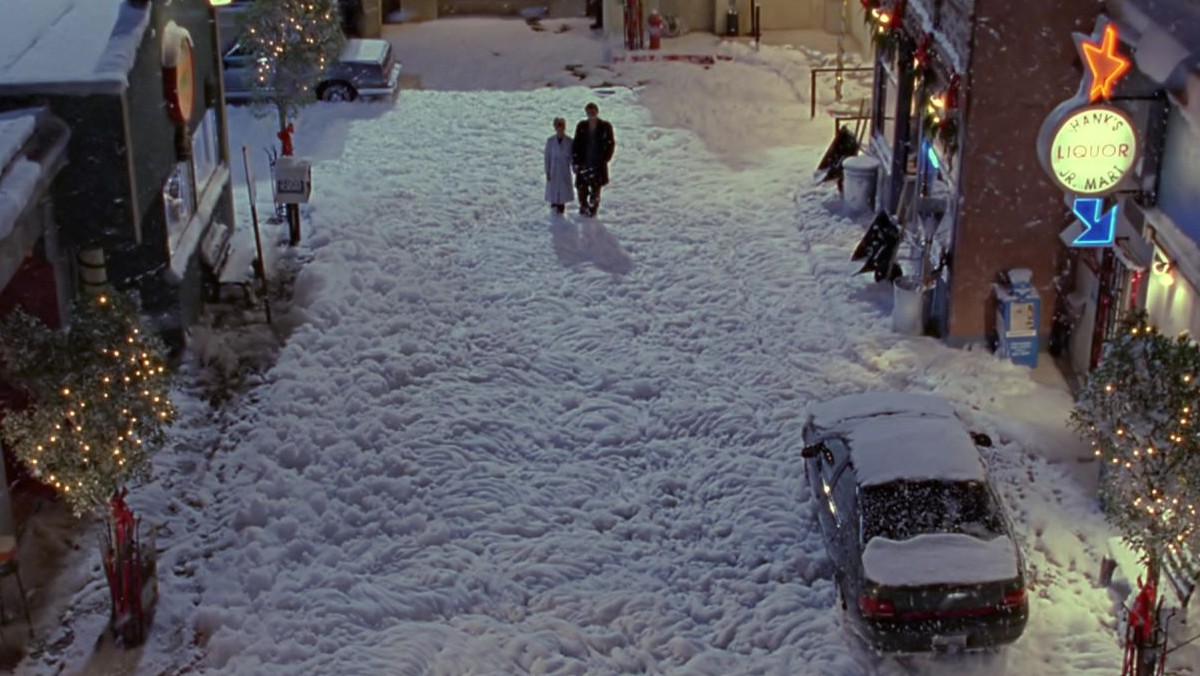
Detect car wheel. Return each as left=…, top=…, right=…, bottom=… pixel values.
left=321, top=82, right=355, bottom=102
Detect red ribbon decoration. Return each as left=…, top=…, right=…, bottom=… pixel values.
left=945, top=72, right=961, bottom=111
left=1129, top=574, right=1156, bottom=644
left=915, top=33, right=931, bottom=67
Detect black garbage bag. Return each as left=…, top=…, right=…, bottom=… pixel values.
left=812, top=126, right=861, bottom=185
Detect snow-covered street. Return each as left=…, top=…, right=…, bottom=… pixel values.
left=18, top=18, right=1140, bottom=676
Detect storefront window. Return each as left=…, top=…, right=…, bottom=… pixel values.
left=882, top=56, right=900, bottom=147
left=164, top=163, right=195, bottom=256
left=191, top=109, right=219, bottom=193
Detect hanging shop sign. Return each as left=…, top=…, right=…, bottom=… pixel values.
left=161, top=22, right=196, bottom=126
left=1035, top=17, right=1137, bottom=248
left=1047, top=105, right=1138, bottom=196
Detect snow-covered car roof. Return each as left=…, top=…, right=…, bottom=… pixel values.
left=805, top=392, right=987, bottom=487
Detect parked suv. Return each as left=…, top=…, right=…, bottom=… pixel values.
left=801, top=392, right=1028, bottom=654
left=222, top=38, right=401, bottom=103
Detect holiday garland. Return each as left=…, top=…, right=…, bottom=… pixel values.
left=921, top=72, right=961, bottom=157
left=862, top=0, right=965, bottom=160
left=0, top=288, right=175, bottom=517
left=862, top=0, right=904, bottom=63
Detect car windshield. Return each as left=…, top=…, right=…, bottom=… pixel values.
left=861, top=480, right=1005, bottom=541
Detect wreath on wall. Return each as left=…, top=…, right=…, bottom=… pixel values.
left=921, top=72, right=962, bottom=157
left=913, top=33, right=934, bottom=85
left=862, top=0, right=905, bottom=63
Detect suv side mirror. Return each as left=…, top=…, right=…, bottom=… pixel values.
left=801, top=443, right=825, bottom=459
left=971, top=432, right=993, bottom=447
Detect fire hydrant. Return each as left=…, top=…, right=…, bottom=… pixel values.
left=647, top=10, right=664, bottom=50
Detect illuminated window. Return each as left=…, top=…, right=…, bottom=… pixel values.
left=191, top=109, right=220, bottom=192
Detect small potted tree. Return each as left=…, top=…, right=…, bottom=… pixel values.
left=0, top=287, right=175, bottom=647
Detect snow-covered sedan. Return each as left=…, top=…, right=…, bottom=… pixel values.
left=222, top=38, right=401, bottom=103
left=801, top=392, right=1028, bottom=654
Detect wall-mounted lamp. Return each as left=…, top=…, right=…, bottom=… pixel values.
left=1153, top=253, right=1175, bottom=286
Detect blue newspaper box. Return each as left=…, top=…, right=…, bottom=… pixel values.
left=994, top=268, right=1040, bottom=368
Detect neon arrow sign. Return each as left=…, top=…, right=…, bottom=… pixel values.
left=1071, top=197, right=1118, bottom=247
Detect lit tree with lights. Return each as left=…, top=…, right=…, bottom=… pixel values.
left=236, top=0, right=346, bottom=134
left=1071, top=311, right=1200, bottom=672
left=0, top=287, right=175, bottom=646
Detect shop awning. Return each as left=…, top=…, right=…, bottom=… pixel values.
left=0, top=108, right=69, bottom=291
left=1058, top=201, right=1153, bottom=271
left=1142, top=205, right=1200, bottom=295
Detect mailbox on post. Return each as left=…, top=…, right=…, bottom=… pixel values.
left=994, top=268, right=1040, bottom=368
left=274, top=156, right=311, bottom=205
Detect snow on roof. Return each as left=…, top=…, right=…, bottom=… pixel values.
left=0, top=110, right=36, bottom=172
left=862, top=533, right=1020, bottom=587
left=806, top=392, right=986, bottom=486
left=341, top=39, right=389, bottom=65
left=0, top=109, right=42, bottom=240
left=0, top=158, right=43, bottom=241
left=0, top=0, right=151, bottom=95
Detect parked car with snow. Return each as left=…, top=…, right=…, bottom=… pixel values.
left=222, top=38, right=401, bottom=103
left=800, top=392, right=1028, bottom=654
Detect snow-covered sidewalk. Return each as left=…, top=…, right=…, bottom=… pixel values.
left=13, top=19, right=1141, bottom=676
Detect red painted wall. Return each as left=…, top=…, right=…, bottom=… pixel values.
left=949, top=0, right=1099, bottom=342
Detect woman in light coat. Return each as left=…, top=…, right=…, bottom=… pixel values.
left=544, top=117, right=575, bottom=214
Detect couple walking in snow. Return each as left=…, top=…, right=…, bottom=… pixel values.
left=544, top=102, right=616, bottom=217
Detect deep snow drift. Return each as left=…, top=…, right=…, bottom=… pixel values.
left=12, top=17, right=1149, bottom=676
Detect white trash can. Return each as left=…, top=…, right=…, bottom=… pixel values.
left=893, top=275, right=924, bottom=335
left=842, top=155, right=881, bottom=215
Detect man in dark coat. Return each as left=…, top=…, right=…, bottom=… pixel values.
left=571, top=102, right=616, bottom=217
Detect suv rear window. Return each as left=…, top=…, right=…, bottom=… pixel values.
left=861, top=480, right=1004, bottom=541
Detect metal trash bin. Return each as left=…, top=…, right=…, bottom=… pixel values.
left=893, top=275, right=924, bottom=336
left=842, top=155, right=881, bottom=215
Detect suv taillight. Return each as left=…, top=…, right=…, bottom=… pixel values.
left=859, top=594, right=896, bottom=618
left=1001, top=587, right=1027, bottom=609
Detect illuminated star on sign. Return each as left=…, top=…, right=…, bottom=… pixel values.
left=1077, top=22, right=1131, bottom=103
